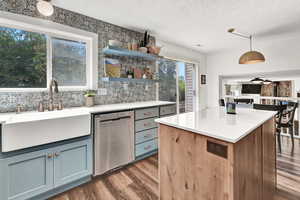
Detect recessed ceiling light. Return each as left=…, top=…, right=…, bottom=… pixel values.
left=195, top=44, right=203, bottom=47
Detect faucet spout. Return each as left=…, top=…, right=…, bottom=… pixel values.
left=48, top=79, right=59, bottom=111
left=49, top=79, right=59, bottom=100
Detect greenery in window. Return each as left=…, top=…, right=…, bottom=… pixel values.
left=52, top=38, right=86, bottom=86
left=0, top=27, right=47, bottom=88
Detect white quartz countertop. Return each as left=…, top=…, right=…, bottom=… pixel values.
left=0, top=101, right=175, bottom=124
left=88, top=101, right=175, bottom=113
left=155, top=107, right=276, bottom=143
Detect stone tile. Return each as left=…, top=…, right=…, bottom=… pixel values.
left=0, top=0, right=157, bottom=113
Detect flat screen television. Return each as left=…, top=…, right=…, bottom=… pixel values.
left=241, top=84, right=262, bottom=94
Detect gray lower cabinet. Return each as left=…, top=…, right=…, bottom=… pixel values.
left=134, top=104, right=176, bottom=159
left=1, top=149, right=54, bottom=200
left=0, top=138, right=92, bottom=200
left=53, top=139, right=92, bottom=188
left=135, top=139, right=158, bottom=157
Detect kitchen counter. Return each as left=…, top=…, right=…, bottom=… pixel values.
left=155, top=107, right=276, bottom=143
left=0, top=101, right=175, bottom=152
left=157, top=107, right=276, bottom=200
left=0, top=101, right=175, bottom=124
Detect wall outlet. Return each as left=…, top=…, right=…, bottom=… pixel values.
left=97, top=88, right=107, bottom=96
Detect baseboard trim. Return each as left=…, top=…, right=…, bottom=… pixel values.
left=29, top=176, right=91, bottom=200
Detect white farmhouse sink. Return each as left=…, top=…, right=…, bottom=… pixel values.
left=1, top=109, right=91, bottom=152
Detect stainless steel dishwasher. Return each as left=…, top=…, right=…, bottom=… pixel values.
left=94, top=111, right=134, bottom=176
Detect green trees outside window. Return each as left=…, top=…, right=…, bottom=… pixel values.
left=0, top=27, right=47, bottom=88
left=0, top=26, right=87, bottom=89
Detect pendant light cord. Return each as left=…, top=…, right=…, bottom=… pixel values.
left=250, top=35, right=253, bottom=51
left=228, top=29, right=253, bottom=51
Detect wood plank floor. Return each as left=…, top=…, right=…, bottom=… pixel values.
left=275, top=136, right=300, bottom=200
left=51, top=137, right=300, bottom=200
left=50, top=156, right=159, bottom=200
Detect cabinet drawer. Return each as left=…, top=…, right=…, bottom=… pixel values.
left=135, top=107, right=159, bottom=120
left=160, top=105, right=176, bottom=116
left=135, top=128, right=158, bottom=144
left=135, top=139, right=158, bottom=157
left=135, top=118, right=158, bottom=132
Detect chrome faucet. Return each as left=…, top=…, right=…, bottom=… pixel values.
left=48, top=79, right=59, bottom=111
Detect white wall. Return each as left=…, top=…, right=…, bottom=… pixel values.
left=157, top=40, right=207, bottom=110
left=206, top=36, right=300, bottom=107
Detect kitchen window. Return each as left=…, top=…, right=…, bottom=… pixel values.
left=0, top=27, right=47, bottom=88
left=0, top=13, right=98, bottom=91
left=52, top=38, right=87, bottom=87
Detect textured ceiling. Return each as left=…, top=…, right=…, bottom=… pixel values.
left=52, top=0, right=300, bottom=53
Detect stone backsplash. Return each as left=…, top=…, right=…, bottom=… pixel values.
left=0, top=0, right=157, bottom=113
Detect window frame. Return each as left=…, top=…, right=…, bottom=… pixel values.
left=0, top=12, right=98, bottom=92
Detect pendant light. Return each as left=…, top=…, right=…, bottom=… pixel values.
left=250, top=77, right=264, bottom=84
left=37, top=0, right=54, bottom=17
left=263, top=79, right=272, bottom=85
left=228, top=28, right=265, bottom=64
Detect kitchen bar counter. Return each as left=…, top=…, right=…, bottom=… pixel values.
left=155, top=107, right=276, bottom=143
left=156, top=107, right=277, bottom=200
left=0, top=101, right=175, bottom=124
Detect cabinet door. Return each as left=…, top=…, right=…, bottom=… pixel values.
left=1, top=149, right=53, bottom=200
left=53, top=139, right=92, bottom=187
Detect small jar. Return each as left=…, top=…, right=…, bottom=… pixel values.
left=131, top=39, right=138, bottom=51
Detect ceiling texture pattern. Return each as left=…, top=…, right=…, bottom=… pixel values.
left=53, top=0, right=300, bottom=54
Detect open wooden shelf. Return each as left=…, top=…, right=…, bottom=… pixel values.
left=103, top=46, right=161, bottom=61
left=101, top=77, right=159, bottom=83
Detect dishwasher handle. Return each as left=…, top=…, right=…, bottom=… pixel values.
left=99, top=116, right=131, bottom=124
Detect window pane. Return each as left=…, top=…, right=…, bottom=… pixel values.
left=0, top=27, right=47, bottom=88
left=178, top=62, right=186, bottom=113
left=52, top=38, right=86, bottom=86
left=159, top=59, right=177, bottom=102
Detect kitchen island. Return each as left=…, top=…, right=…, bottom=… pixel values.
left=155, top=107, right=277, bottom=200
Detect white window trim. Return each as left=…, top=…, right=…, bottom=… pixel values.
left=0, top=11, right=98, bottom=92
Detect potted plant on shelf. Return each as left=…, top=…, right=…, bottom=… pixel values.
left=84, top=90, right=96, bottom=107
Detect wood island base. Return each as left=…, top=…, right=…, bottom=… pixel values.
left=158, top=118, right=276, bottom=200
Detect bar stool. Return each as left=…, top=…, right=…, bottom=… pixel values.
left=253, top=104, right=286, bottom=153
left=276, top=102, right=298, bottom=152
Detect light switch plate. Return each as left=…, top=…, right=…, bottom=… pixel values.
left=98, top=88, right=107, bottom=96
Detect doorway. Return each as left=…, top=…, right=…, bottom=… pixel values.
left=158, top=58, right=197, bottom=113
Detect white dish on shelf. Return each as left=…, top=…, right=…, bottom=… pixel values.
left=139, top=47, right=148, bottom=53
left=109, top=40, right=122, bottom=47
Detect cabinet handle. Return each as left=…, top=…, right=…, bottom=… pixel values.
left=144, top=112, right=152, bottom=116
left=144, top=123, right=151, bottom=127
left=47, top=153, right=53, bottom=159
left=54, top=152, right=60, bottom=157
left=144, top=134, right=151, bottom=138
left=144, top=145, right=152, bottom=150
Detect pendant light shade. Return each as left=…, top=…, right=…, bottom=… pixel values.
left=228, top=29, right=266, bottom=65
left=37, top=0, right=54, bottom=17
left=263, top=79, right=272, bottom=84
left=239, top=51, right=265, bottom=64
left=250, top=77, right=264, bottom=84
